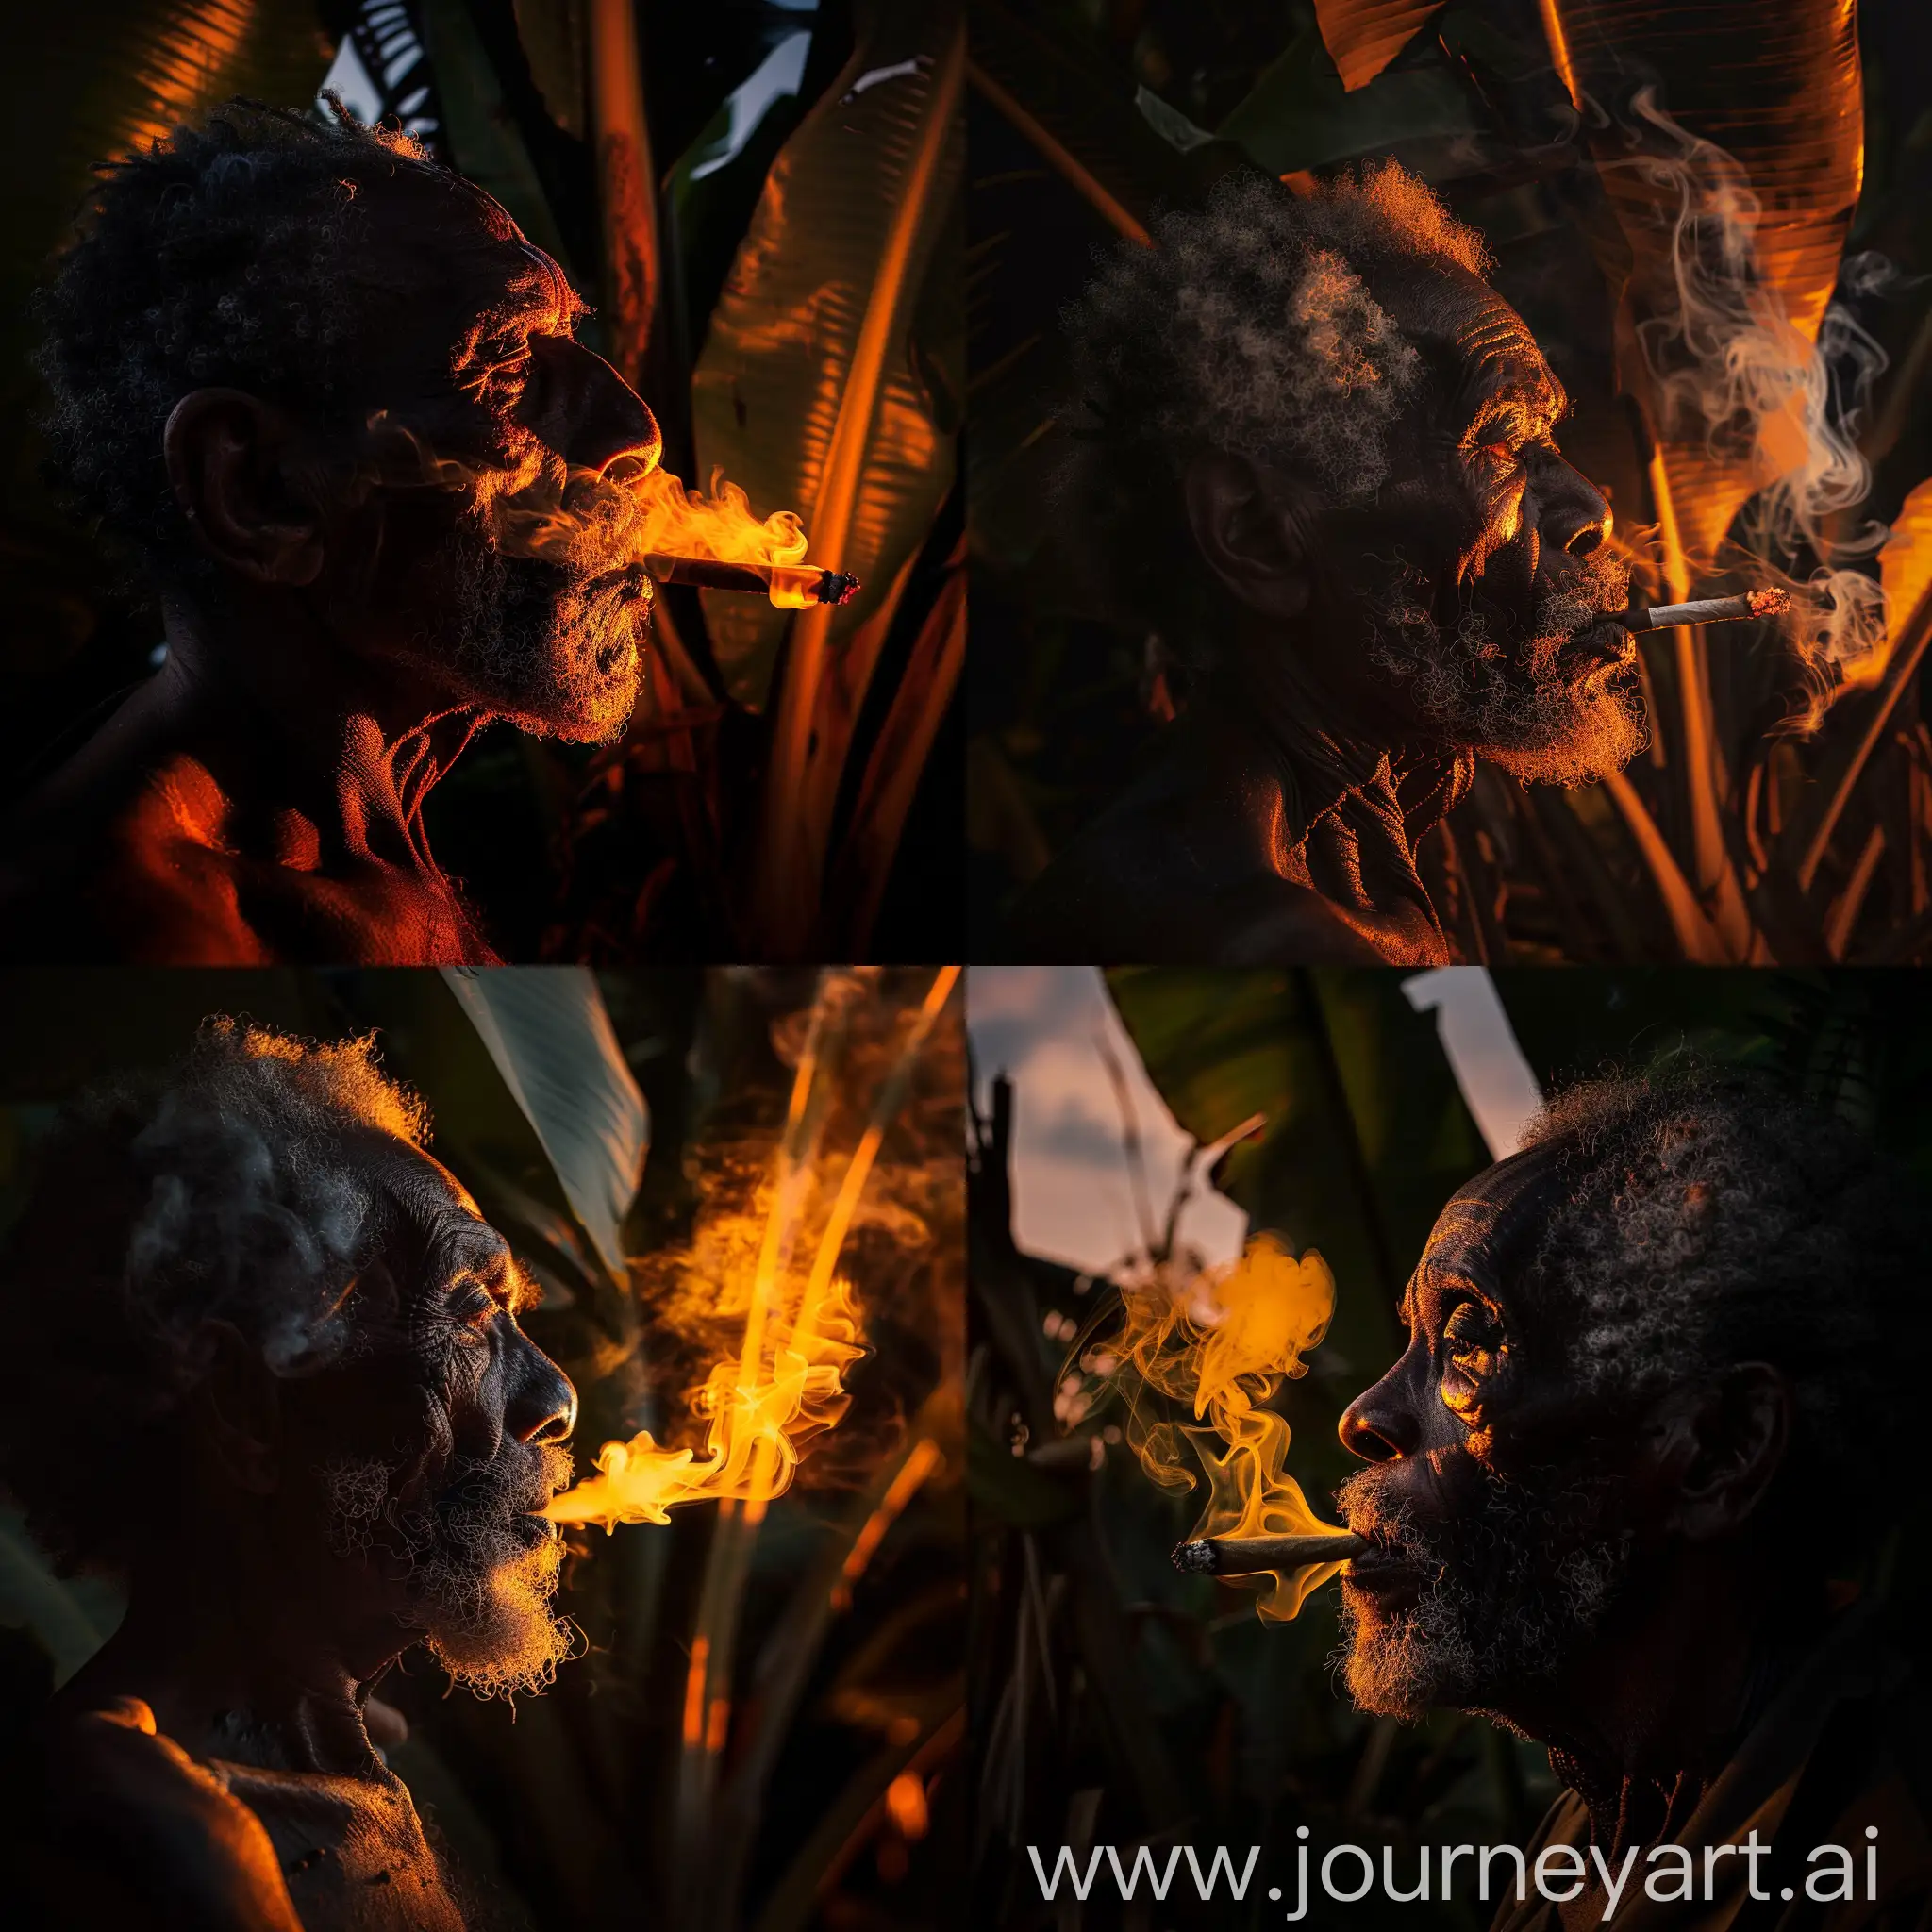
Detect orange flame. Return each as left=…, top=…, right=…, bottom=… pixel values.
left=372, top=408, right=822, bottom=608
left=1109, top=1234, right=1343, bottom=1621
left=545, top=1272, right=865, bottom=1528
left=548, top=966, right=959, bottom=1534
left=495, top=463, right=818, bottom=610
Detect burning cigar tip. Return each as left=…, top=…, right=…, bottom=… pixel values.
left=640, top=552, right=860, bottom=606
left=1613, top=588, right=1792, bottom=633
left=1171, top=1531, right=1368, bottom=1576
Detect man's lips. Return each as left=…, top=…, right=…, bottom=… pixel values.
left=1561, top=615, right=1636, bottom=671
left=514, top=1509, right=562, bottom=1547
left=1338, top=1533, right=1426, bottom=1609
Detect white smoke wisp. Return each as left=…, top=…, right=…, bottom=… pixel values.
left=1612, top=88, right=1893, bottom=727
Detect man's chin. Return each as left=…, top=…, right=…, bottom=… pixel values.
left=418, top=1537, right=574, bottom=1700
left=1339, top=1591, right=1480, bottom=1722
left=1473, top=676, right=1649, bottom=787
left=475, top=608, right=644, bottom=745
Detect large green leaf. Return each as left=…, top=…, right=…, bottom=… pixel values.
left=1221, top=9, right=1488, bottom=174
left=691, top=0, right=964, bottom=713
left=437, top=966, right=647, bottom=1284
left=419, top=0, right=575, bottom=270
left=690, top=0, right=964, bottom=957
left=0, top=1509, right=116, bottom=1685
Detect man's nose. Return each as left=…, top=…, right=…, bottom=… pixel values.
left=1338, top=1369, right=1420, bottom=1463
left=1533, top=450, right=1612, bottom=563
left=527, top=334, right=661, bottom=479
left=505, top=1330, right=578, bottom=1445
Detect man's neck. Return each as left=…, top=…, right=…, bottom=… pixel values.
left=62, top=1572, right=407, bottom=1779
left=149, top=601, right=480, bottom=868
left=1491, top=1553, right=1817, bottom=1848
left=1198, top=625, right=1454, bottom=828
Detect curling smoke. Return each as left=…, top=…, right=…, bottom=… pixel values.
left=1612, top=91, right=1892, bottom=723
left=544, top=1272, right=866, bottom=1528
left=1106, top=1234, right=1345, bottom=1622
left=371, top=410, right=817, bottom=607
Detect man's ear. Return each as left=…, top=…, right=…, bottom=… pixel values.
left=163, top=388, right=327, bottom=588
left=192, top=1321, right=285, bottom=1496
left=1182, top=450, right=1319, bottom=621
left=1638, top=1363, right=1792, bottom=1542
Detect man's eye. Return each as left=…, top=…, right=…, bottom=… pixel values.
left=464, top=342, right=533, bottom=402
left=450, top=1284, right=500, bottom=1341
left=1441, top=1300, right=1504, bottom=1369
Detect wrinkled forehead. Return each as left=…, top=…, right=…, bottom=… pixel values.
left=1373, top=258, right=1565, bottom=425
left=348, top=1132, right=511, bottom=1289
left=1407, top=1138, right=1575, bottom=1313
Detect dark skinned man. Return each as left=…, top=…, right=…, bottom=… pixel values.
left=1333, top=1069, right=1931, bottom=1929
left=1007, top=163, right=1641, bottom=965
left=2, top=100, right=662, bottom=963
left=0, top=1021, right=579, bottom=1929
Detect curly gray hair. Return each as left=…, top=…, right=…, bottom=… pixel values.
left=1058, top=161, right=1491, bottom=657
left=34, top=97, right=458, bottom=602
left=0, top=1018, right=431, bottom=1570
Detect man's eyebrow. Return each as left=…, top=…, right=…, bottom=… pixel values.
left=507, top=248, right=589, bottom=326
left=1463, top=375, right=1565, bottom=439
left=501, top=1256, right=543, bottom=1315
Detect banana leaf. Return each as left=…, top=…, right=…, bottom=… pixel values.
left=3, top=1, right=333, bottom=372
left=691, top=0, right=962, bottom=708
left=438, top=967, right=648, bottom=1281
left=345, top=969, right=647, bottom=1311
left=420, top=0, right=575, bottom=269
left=685, top=0, right=963, bottom=951
left=1311, top=0, right=1446, bottom=92
left=1225, top=7, right=1490, bottom=173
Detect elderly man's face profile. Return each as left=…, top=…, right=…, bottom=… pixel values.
left=271, top=1137, right=580, bottom=1697
left=1191, top=259, right=1646, bottom=785
left=1328, top=1159, right=1634, bottom=1724
left=238, top=172, right=664, bottom=745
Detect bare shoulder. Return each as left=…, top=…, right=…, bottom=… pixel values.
left=97, top=757, right=269, bottom=962
left=0, top=754, right=265, bottom=964
left=20, top=1698, right=305, bottom=1932
left=216, top=1759, right=469, bottom=1932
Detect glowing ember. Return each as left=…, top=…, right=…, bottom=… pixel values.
left=509, top=465, right=823, bottom=611
left=374, top=409, right=846, bottom=610
left=1109, top=1233, right=1346, bottom=1622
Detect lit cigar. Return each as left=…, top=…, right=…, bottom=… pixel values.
left=1612, top=589, right=1790, bottom=634
left=1171, top=1531, right=1367, bottom=1576
left=641, top=552, right=860, bottom=608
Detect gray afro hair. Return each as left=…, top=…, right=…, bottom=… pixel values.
left=1518, top=1064, right=1924, bottom=1544
left=34, top=97, right=455, bottom=600
left=0, top=1018, right=431, bottom=1571
left=1057, top=160, right=1491, bottom=655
